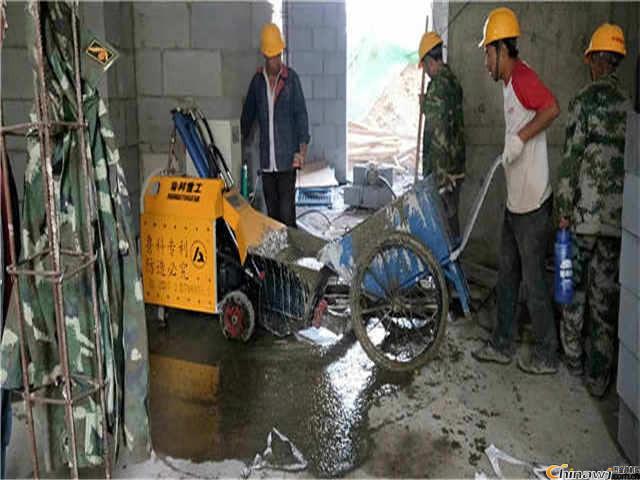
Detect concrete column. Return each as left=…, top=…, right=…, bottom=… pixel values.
left=287, top=0, right=347, bottom=183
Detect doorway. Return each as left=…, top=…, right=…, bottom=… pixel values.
left=346, top=0, right=432, bottom=182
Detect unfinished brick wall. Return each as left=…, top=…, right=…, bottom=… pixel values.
left=133, top=1, right=272, bottom=189
left=286, top=0, right=347, bottom=182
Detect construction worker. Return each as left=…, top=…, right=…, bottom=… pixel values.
left=472, top=7, right=561, bottom=374
left=556, top=23, right=629, bottom=397
left=241, top=23, right=310, bottom=227
left=419, top=31, right=465, bottom=239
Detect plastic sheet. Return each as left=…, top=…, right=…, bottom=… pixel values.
left=482, top=444, right=550, bottom=480
left=244, top=428, right=308, bottom=476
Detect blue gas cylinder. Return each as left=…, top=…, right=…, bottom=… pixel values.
left=554, top=228, right=574, bottom=304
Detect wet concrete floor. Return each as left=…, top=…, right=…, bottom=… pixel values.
left=147, top=309, right=413, bottom=477
left=5, top=303, right=628, bottom=478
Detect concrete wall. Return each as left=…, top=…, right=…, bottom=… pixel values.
left=133, top=1, right=272, bottom=183
left=617, top=112, right=639, bottom=464
left=443, top=2, right=640, bottom=268
left=286, top=0, right=347, bottom=182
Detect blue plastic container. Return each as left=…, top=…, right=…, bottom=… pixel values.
left=554, top=228, right=574, bottom=304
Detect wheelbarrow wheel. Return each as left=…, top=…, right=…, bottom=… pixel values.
left=351, top=231, right=448, bottom=372
left=219, top=290, right=255, bottom=342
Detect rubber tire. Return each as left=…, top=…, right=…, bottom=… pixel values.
left=350, top=231, right=448, bottom=372
left=219, top=290, right=256, bottom=342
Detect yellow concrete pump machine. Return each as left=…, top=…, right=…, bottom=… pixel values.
left=140, top=108, right=329, bottom=342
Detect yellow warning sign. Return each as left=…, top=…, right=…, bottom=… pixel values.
left=85, top=39, right=118, bottom=69
left=140, top=176, right=225, bottom=314
left=191, top=241, right=207, bottom=269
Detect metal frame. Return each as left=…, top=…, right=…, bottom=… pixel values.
left=0, top=2, right=111, bottom=478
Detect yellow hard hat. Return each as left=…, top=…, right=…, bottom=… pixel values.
left=478, top=7, right=521, bottom=47
left=584, top=23, right=626, bottom=58
left=260, top=23, right=285, bottom=57
left=419, top=31, right=443, bottom=64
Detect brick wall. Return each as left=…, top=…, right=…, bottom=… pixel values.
left=286, top=0, right=347, bottom=182
left=133, top=1, right=272, bottom=185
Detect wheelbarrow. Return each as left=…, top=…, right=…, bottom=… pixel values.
left=141, top=106, right=503, bottom=372
left=313, top=155, right=502, bottom=371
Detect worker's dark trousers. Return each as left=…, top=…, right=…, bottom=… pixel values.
left=492, top=197, right=558, bottom=364
left=262, top=170, right=297, bottom=227
left=440, top=183, right=461, bottom=241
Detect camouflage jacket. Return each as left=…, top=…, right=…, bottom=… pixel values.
left=422, top=64, right=466, bottom=187
left=0, top=1, right=150, bottom=468
left=556, top=73, right=629, bottom=237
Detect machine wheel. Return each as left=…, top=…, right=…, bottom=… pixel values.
left=351, top=232, right=448, bottom=372
left=219, top=290, right=255, bottom=342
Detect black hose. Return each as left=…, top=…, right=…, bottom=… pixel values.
left=195, top=108, right=234, bottom=186
left=296, top=209, right=332, bottom=225
left=189, top=110, right=218, bottom=177
left=377, top=176, right=396, bottom=199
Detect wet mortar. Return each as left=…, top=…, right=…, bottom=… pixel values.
left=147, top=309, right=412, bottom=477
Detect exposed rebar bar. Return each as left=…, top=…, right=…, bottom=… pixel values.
left=30, top=2, right=81, bottom=476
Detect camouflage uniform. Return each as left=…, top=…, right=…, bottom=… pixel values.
left=556, top=72, right=628, bottom=391
left=422, top=64, right=466, bottom=238
left=0, top=2, right=150, bottom=468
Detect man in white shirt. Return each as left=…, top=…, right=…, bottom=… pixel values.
left=241, top=23, right=310, bottom=227
left=472, top=7, right=561, bottom=374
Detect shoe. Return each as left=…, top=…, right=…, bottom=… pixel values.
left=517, top=352, right=558, bottom=375
left=564, top=357, right=583, bottom=377
left=585, top=375, right=609, bottom=398
left=472, top=342, right=512, bottom=365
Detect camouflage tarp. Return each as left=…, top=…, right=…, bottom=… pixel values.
left=0, top=1, right=150, bottom=469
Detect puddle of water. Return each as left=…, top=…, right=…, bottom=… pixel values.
left=149, top=313, right=412, bottom=477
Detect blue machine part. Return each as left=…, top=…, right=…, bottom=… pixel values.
left=296, top=187, right=334, bottom=208
left=318, top=177, right=471, bottom=314
left=172, top=109, right=211, bottom=178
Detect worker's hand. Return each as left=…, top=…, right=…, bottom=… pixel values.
left=292, top=152, right=304, bottom=169
left=502, top=134, right=524, bottom=166
left=559, top=217, right=570, bottom=229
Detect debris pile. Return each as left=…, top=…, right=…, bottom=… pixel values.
left=348, top=63, right=422, bottom=174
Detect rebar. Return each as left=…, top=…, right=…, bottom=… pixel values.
left=0, top=2, right=113, bottom=477
left=31, top=2, right=81, bottom=476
